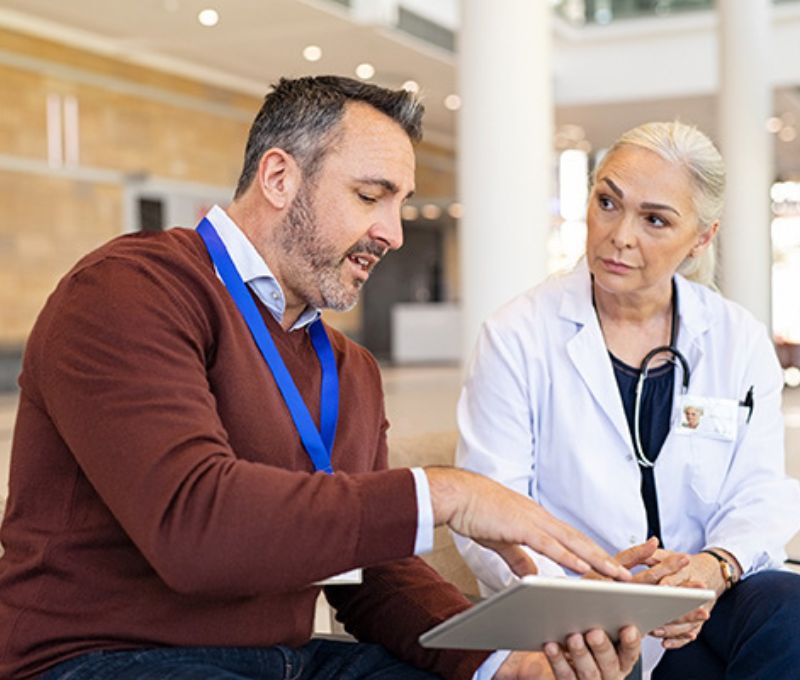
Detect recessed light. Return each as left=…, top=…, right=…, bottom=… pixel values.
left=766, top=117, right=783, bottom=134
left=198, top=8, right=219, bottom=26
left=447, top=203, right=463, bottom=219
left=402, top=80, right=419, bottom=94
left=303, top=45, right=322, bottom=62
left=421, top=204, right=442, bottom=220
left=355, top=63, right=375, bottom=80
left=444, top=94, right=461, bottom=111
left=401, top=204, right=420, bottom=221
left=779, top=126, right=797, bottom=143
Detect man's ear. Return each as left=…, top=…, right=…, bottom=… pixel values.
left=256, top=148, right=301, bottom=210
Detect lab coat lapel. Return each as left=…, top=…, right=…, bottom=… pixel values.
left=673, top=275, right=712, bottom=385
left=560, top=262, right=634, bottom=450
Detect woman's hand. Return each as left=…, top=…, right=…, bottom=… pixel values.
left=647, top=550, right=724, bottom=649
left=583, top=540, right=715, bottom=650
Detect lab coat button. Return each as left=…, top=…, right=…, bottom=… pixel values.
left=626, top=455, right=634, bottom=462
left=629, top=535, right=637, bottom=544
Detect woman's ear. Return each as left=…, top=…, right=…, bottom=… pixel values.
left=256, top=148, right=301, bottom=210
left=693, top=220, right=720, bottom=256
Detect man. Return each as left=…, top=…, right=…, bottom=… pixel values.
left=0, top=76, right=640, bottom=679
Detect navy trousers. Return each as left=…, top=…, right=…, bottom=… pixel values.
left=653, top=570, right=800, bottom=679
left=41, top=638, right=441, bottom=680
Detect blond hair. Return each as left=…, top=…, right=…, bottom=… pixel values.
left=593, top=121, right=726, bottom=288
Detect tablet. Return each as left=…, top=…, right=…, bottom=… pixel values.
left=419, top=576, right=715, bottom=651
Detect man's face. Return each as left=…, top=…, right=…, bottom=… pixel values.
left=276, top=102, right=416, bottom=313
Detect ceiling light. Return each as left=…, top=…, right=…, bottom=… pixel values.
left=402, top=80, right=419, bottom=94
left=785, top=366, right=800, bottom=388
left=444, top=94, right=461, bottom=111
left=198, top=8, right=219, bottom=26
left=447, top=203, right=463, bottom=219
left=421, top=204, right=442, bottom=220
left=766, top=117, right=783, bottom=134
left=303, top=45, right=322, bottom=62
left=779, top=126, right=797, bottom=143
left=355, top=63, right=375, bottom=80
left=401, top=205, right=419, bottom=221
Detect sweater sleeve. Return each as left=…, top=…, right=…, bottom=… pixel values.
left=27, top=256, right=420, bottom=597
left=322, top=365, right=490, bottom=680
left=325, top=559, right=489, bottom=680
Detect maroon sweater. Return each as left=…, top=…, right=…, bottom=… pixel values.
left=0, top=229, right=487, bottom=679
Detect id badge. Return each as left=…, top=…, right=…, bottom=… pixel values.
left=675, top=394, right=738, bottom=441
left=315, top=568, right=363, bottom=586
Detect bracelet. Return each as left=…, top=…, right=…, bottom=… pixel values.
left=701, top=549, right=739, bottom=590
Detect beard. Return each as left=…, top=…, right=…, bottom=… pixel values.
left=276, top=185, right=382, bottom=313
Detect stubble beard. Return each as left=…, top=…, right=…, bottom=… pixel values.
left=277, top=185, right=361, bottom=313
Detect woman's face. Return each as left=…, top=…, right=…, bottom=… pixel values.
left=586, top=144, right=717, bottom=300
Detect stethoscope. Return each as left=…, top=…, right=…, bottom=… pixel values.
left=631, top=278, right=691, bottom=468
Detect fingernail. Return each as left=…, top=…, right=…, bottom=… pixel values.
left=544, top=643, right=559, bottom=656
left=576, top=559, right=591, bottom=573
left=652, top=628, right=665, bottom=636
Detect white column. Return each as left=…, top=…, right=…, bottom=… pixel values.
left=458, top=0, right=552, bottom=361
left=717, top=0, right=773, bottom=328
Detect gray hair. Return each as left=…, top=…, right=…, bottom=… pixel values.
left=234, top=76, right=424, bottom=198
left=593, top=121, right=726, bottom=288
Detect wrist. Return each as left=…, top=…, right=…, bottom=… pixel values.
left=424, top=466, right=465, bottom=527
left=700, top=548, right=740, bottom=593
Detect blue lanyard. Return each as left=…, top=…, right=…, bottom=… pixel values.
left=197, top=218, right=338, bottom=474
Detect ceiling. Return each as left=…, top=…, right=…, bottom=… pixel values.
left=0, top=0, right=799, bottom=178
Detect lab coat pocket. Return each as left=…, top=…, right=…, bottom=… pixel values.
left=687, top=436, right=733, bottom=506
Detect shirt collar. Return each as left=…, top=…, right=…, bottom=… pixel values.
left=204, top=204, right=321, bottom=331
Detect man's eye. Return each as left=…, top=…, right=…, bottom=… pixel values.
left=358, top=193, right=377, bottom=204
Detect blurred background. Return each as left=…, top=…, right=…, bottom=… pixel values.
left=0, top=1, right=799, bottom=563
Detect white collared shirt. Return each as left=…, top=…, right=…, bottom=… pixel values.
left=202, top=205, right=434, bottom=553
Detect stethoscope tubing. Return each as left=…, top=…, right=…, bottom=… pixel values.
left=631, top=279, right=691, bottom=468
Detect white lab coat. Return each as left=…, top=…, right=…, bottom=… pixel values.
left=455, top=259, right=800, bottom=676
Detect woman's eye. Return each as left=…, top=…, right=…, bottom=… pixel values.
left=646, top=214, right=667, bottom=228
left=598, top=195, right=614, bottom=210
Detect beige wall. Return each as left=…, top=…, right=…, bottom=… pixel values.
left=0, top=28, right=456, bottom=346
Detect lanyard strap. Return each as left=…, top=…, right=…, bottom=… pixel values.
left=197, top=218, right=338, bottom=474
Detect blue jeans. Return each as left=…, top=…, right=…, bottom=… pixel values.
left=653, top=570, right=800, bottom=679
left=41, top=638, right=441, bottom=680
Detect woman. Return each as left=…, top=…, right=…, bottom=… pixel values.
left=455, top=121, right=800, bottom=679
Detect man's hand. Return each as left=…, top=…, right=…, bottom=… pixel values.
left=494, top=627, right=641, bottom=679
left=425, top=467, right=630, bottom=581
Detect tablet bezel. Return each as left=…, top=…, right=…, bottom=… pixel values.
left=419, top=575, right=716, bottom=651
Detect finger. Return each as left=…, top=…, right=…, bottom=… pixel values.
left=544, top=642, right=577, bottom=680
left=584, top=629, right=622, bottom=677
left=615, top=538, right=659, bottom=569
left=482, top=542, right=539, bottom=578
left=672, top=607, right=710, bottom=625
left=564, top=633, right=602, bottom=680
left=527, top=511, right=632, bottom=581
left=635, top=554, right=690, bottom=584
left=616, top=626, right=642, bottom=675
left=651, top=621, right=703, bottom=639
left=662, top=632, right=700, bottom=650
